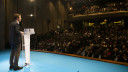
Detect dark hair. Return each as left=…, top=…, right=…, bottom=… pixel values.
left=13, top=13, right=21, bottom=20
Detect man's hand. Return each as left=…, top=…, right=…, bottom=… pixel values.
left=20, top=31, right=24, bottom=36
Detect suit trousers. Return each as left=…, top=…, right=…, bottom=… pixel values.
left=10, top=44, right=21, bottom=68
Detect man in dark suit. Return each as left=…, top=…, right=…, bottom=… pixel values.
left=9, top=13, right=23, bottom=71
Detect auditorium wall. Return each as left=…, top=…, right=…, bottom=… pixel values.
left=5, top=0, right=69, bottom=34
left=5, top=0, right=70, bottom=48
left=0, top=0, right=5, bottom=49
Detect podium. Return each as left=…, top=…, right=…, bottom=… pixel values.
left=22, top=28, right=35, bottom=66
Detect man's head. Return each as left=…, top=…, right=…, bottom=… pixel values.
left=13, top=13, right=21, bottom=22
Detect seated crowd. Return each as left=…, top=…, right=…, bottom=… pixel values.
left=30, top=24, right=128, bottom=63
left=71, top=2, right=127, bottom=15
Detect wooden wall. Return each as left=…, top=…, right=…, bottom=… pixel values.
left=0, top=0, right=5, bottom=49
left=4, top=0, right=70, bottom=49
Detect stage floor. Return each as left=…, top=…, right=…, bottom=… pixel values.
left=0, top=49, right=128, bottom=72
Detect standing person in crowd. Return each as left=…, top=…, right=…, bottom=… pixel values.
left=9, top=13, right=24, bottom=71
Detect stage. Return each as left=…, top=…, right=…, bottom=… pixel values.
left=0, top=49, right=128, bottom=72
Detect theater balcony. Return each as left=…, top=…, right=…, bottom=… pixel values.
left=69, top=11, right=128, bottom=21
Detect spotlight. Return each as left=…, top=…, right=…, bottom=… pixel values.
left=30, top=0, right=34, bottom=2
left=30, top=14, right=34, bottom=17
left=70, top=7, right=72, bottom=10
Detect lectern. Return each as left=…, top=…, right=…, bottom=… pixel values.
left=22, top=28, right=35, bottom=66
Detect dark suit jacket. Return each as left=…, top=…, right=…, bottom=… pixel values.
left=9, top=20, right=21, bottom=45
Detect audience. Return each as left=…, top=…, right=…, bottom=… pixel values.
left=30, top=23, right=128, bottom=63
left=72, top=2, right=127, bottom=16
